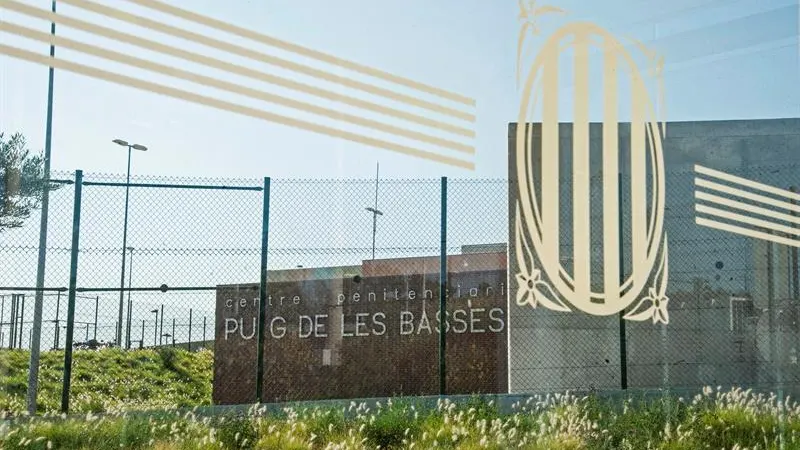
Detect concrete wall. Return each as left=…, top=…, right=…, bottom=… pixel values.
left=507, top=118, right=800, bottom=393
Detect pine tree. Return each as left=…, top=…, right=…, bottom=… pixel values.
left=0, top=132, right=61, bottom=231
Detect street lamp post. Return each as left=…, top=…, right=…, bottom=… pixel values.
left=27, top=0, right=59, bottom=416
left=162, top=333, right=172, bottom=348
left=150, top=309, right=158, bottom=347
left=112, top=138, right=147, bottom=348
left=365, top=163, right=382, bottom=260
left=125, top=247, right=134, bottom=349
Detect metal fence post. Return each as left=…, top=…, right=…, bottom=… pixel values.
left=10, top=295, right=18, bottom=349
left=439, top=176, right=447, bottom=396
left=61, top=169, right=83, bottom=414
left=16, top=295, right=22, bottom=348
left=0, top=295, right=4, bottom=347
left=188, top=308, right=192, bottom=352
left=18, top=295, right=26, bottom=349
left=53, top=291, right=61, bottom=349
left=159, top=304, right=164, bottom=346
left=9, top=295, right=17, bottom=349
left=618, top=172, right=628, bottom=390
left=4, top=302, right=8, bottom=348
left=15, top=296, right=21, bottom=349
left=93, top=296, right=98, bottom=340
left=256, top=177, right=271, bottom=403
left=126, top=296, right=132, bottom=349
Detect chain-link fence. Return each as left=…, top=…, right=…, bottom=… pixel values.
left=506, top=121, right=800, bottom=405
left=3, top=153, right=800, bottom=413
left=1, top=169, right=264, bottom=410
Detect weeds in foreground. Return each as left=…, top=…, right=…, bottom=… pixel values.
left=2, top=386, right=800, bottom=449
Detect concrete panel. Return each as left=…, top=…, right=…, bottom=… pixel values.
left=508, top=118, right=800, bottom=394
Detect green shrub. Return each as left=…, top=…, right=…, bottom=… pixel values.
left=157, top=348, right=179, bottom=372
left=361, top=401, right=420, bottom=449
left=464, top=395, right=499, bottom=422
left=305, top=407, right=347, bottom=443
left=216, top=414, right=258, bottom=449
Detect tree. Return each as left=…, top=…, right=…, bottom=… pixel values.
left=0, top=132, right=61, bottom=231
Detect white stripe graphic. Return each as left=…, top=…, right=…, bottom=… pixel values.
left=694, top=165, right=800, bottom=244
left=602, top=36, right=620, bottom=303
left=572, top=35, right=591, bottom=302
left=0, top=0, right=477, bottom=169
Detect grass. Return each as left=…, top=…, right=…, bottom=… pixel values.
left=2, top=387, right=800, bottom=449
left=2, top=349, right=800, bottom=448
left=0, top=347, right=213, bottom=416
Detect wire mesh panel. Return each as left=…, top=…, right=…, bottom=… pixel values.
left=3, top=126, right=800, bottom=414
left=0, top=172, right=74, bottom=352
left=507, top=120, right=800, bottom=400
left=30, top=170, right=263, bottom=408
left=643, top=161, right=800, bottom=396
left=445, top=179, right=509, bottom=394
left=217, top=178, right=445, bottom=404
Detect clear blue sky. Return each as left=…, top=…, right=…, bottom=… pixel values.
left=0, top=0, right=798, bottom=347
left=1, top=0, right=797, bottom=180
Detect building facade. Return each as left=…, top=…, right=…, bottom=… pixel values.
left=507, top=118, right=800, bottom=394
left=213, top=118, right=800, bottom=404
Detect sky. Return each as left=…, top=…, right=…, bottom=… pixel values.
left=0, top=0, right=798, bottom=348
left=0, top=0, right=797, bottom=180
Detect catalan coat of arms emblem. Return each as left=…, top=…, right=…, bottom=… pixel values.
left=512, top=0, right=670, bottom=325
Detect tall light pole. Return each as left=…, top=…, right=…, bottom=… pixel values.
left=27, top=0, right=58, bottom=416
left=112, top=138, right=147, bottom=347
left=365, top=163, right=382, bottom=260
left=125, top=246, right=134, bottom=349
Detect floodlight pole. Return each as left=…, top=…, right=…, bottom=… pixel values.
left=27, top=0, right=58, bottom=416
left=112, top=139, right=147, bottom=348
